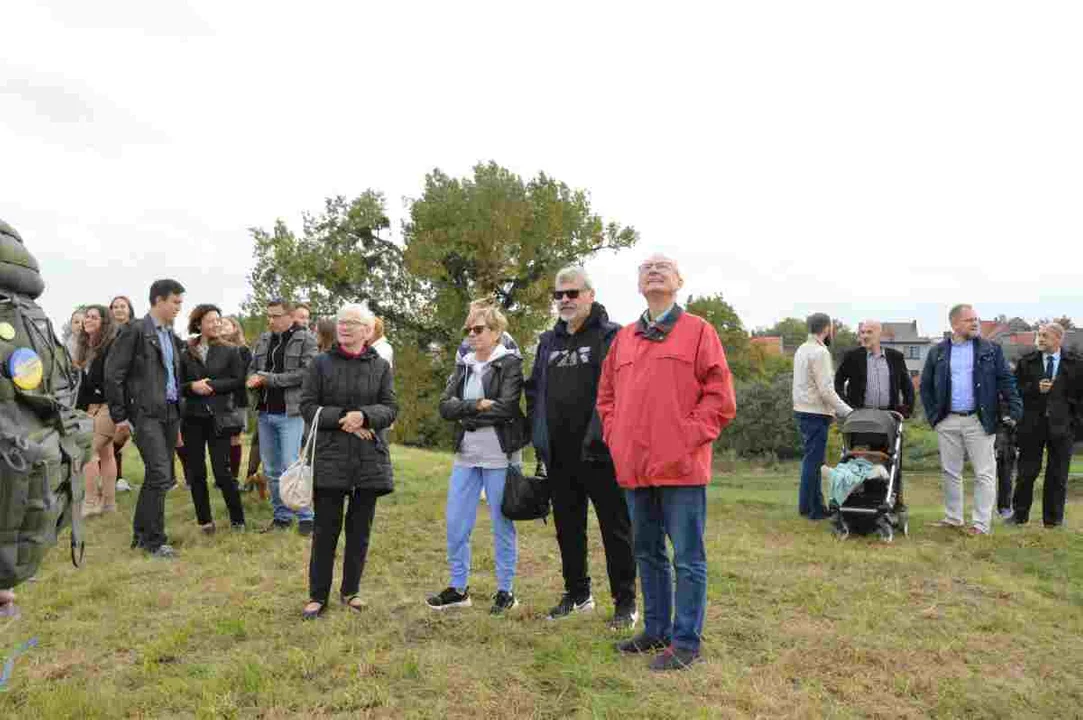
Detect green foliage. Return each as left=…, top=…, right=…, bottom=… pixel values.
left=245, top=192, right=438, bottom=343
left=244, top=163, right=638, bottom=449
left=755, top=317, right=807, bottom=353
left=715, top=374, right=803, bottom=459
left=403, top=162, right=638, bottom=347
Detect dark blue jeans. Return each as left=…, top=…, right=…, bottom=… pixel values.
left=795, top=412, right=831, bottom=519
left=625, top=486, right=707, bottom=652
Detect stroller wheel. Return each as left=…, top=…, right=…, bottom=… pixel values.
left=831, top=517, right=850, bottom=540
left=902, top=519, right=910, bottom=537
left=876, top=517, right=894, bottom=543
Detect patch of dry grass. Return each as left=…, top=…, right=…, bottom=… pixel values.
left=1, top=443, right=1081, bottom=718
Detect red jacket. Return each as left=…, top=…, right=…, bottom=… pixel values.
left=597, top=309, right=736, bottom=488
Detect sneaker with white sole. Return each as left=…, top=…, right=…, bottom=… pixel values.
left=608, top=600, right=639, bottom=631
left=116, top=478, right=132, bottom=492
left=546, top=592, right=595, bottom=620
left=426, top=586, right=471, bottom=610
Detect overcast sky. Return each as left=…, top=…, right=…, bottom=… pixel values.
left=2, top=1, right=1080, bottom=340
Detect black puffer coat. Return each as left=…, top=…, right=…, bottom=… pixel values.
left=299, top=346, right=397, bottom=494
left=439, top=352, right=526, bottom=454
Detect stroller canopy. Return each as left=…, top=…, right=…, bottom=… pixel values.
left=841, top=409, right=900, bottom=439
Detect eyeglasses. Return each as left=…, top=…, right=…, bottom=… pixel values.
left=462, top=325, right=489, bottom=336
left=552, top=289, right=582, bottom=301
left=337, top=319, right=364, bottom=328
left=639, top=261, right=674, bottom=274
left=266, top=312, right=287, bottom=319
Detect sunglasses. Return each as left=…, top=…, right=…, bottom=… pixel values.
left=552, top=289, right=582, bottom=300
left=462, top=325, right=489, bottom=336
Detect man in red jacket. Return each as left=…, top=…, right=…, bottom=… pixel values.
left=597, top=253, right=736, bottom=671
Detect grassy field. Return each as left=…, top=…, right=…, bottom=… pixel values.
left=2, top=443, right=1082, bottom=719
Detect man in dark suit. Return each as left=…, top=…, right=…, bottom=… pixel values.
left=105, top=279, right=186, bottom=557
left=834, top=319, right=915, bottom=508
left=1011, top=323, right=1082, bottom=528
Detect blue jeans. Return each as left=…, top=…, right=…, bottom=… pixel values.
left=626, top=486, right=707, bottom=652
left=795, top=412, right=831, bottom=519
left=446, top=464, right=518, bottom=592
left=258, top=412, right=313, bottom=523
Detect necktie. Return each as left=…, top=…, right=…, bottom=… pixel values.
left=1046, top=355, right=1055, bottom=380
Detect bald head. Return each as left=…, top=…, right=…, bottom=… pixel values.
left=637, top=252, right=684, bottom=301
left=859, top=319, right=883, bottom=352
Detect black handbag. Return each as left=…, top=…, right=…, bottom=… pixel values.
left=501, top=459, right=550, bottom=522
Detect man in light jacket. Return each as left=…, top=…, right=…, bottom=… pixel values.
left=792, top=313, right=852, bottom=521
left=597, top=253, right=736, bottom=672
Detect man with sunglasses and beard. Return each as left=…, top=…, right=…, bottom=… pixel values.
left=526, top=265, right=637, bottom=631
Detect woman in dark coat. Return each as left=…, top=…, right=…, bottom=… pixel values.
left=299, top=303, right=397, bottom=619
left=180, top=304, right=247, bottom=532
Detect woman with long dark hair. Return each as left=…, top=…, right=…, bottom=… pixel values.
left=109, top=295, right=136, bottom=493
left=75, top=305, right=123, bottom=516
left=180, top=304, right=247, bottom=532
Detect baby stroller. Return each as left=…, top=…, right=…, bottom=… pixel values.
left=828, top=409, right=908, bottom=542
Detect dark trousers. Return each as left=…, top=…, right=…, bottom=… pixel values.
left=181, top=416, right=245, bottom=527
left=246, top=423, right=262, bottom=478
left=308, top=486, right=379, bottom=604
left=1013, top=420, right=1072, bottom=526
left=132, top=407, right=181, bottom=551
left=795, top=412, right=831, bottom=518
left=995, top=430, right=1017, bottom=512
left=549, top=441, right=636, bottom=605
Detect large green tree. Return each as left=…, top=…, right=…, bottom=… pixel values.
left=403, top=162, right=638, bottom=345
left=245, top=191, right=440, bottom=343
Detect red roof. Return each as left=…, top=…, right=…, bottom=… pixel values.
left=980, top=321, right=1009, bottom=340
left=751, top=336, right=783, bottom=355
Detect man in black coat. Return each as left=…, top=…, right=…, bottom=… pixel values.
left=525, top=265, right=636, bottom=630
left=105, top=279, right=186, bottom=558
left=1011, top=323, right=1083, bottom=528
left=834, top=319, right=915, bottom=508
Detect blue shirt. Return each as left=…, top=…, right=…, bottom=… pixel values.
left=1044, top=351, right=1061, bottom=379
left=154, top=322, right=179, bottom=403
left=949, top=340, right=975, bottom=412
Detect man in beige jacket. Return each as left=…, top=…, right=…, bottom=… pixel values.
left=792, top=313, right=852, bottom=520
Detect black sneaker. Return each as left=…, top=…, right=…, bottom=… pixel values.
left=546, top=592, right=595, bottom=620
left=615, top=633, right=669, bottom=654
left=426, top=586, right=471, bottom=610
left=298, top=520, right=314, bottom=537
left=145, top=544, right=177, bottom=559
left=261, top=519, right=292, bottom=533
left=490, top=590, right=519, bottom=615
left=607, top=600, right=639, bottom=631
left=649, top=646, right=701, bottom=672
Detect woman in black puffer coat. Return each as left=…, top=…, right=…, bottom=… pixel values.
left=298, top=303, right=397, bottom=620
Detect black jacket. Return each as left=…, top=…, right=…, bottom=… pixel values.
left=76, top=340, right=114, bottom=411
left=105, top=314, right=185, bottom=424
left=1014, top=349, right=1083, bottom=441
left=180, top=343, right=245, bottom=422
left=834, top=346, right=915, bottom=416
left=440, top=351, right=526, bottom=454
left=299, top=347, right=397, bottom=494
left=525, top=302, right=620, bottom=466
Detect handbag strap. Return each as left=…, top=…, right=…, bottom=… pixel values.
left=303, top=407, right=323, bottom=465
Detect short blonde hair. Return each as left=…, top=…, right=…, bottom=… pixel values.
left=465, top=298, right=508, bottom=334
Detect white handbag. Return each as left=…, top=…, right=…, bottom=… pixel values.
left=280, top=407, right=322, bottom=512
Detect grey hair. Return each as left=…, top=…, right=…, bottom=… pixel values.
left=555, top=264, right=593, bottom=290
left=949, top=304, right=973, bottom=323
left=337, top=302, right=375, bottom=323
left=1042, top=322, right=1066, bottom=339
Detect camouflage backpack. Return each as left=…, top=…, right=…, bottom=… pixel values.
left=0, top=219, right=92, bottom=590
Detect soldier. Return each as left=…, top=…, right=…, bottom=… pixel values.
left=0, top=219, right=93, bottom=616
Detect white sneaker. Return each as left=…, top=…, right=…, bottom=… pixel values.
left=116, top=478, right=132, bottom=492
